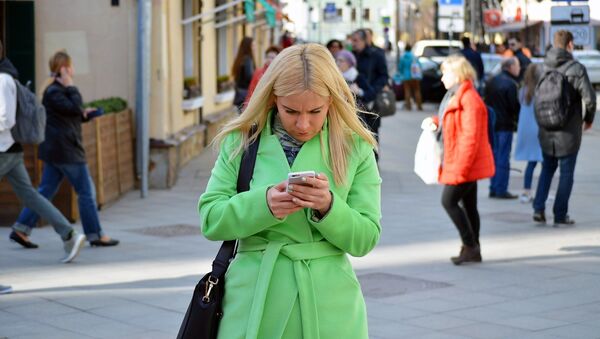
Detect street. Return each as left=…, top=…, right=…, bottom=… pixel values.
left=1, top=102, right=600, bottom=339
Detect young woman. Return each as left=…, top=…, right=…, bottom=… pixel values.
left=13, top=50, right=119, bottom=247
left=199, top=44, right=381, bottom=338
left=514, top=64, right=543, bottom=203
left=425, top=55, right=495, bottom=265
left=232, top=37, right=256, bottom=109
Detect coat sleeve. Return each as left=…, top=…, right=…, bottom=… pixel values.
left=0, top=75, right=16, bottom=132
left=199, top=133, right=284, bottom=241
left=45, top=86, right=84, bottom=117
left=573, top=64, right=597, bottom=124
left=309, top=140, right=381, bottom=257
left=372, top=50, right=389, bottom=93
left=507, top=82, right=521, bottom=128
left=455, top=90, right=484, bottom=180
left=357, top=75, right=376, bottom=102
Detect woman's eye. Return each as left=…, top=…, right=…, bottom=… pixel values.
left=285, top=110, right=297, bottom=114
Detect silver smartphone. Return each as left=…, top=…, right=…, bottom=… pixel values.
left=287, top=170, right=316, bottom=186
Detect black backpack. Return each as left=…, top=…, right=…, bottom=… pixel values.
left=534, top=61, right=575, bottom=131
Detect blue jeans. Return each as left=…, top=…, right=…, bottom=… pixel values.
left=524, top=161, right=538, bottom=190
left=490, top=131, right=513, bottom=195
left=533, top=152, right=578, bottom=222
left=15, top=162, right=104, bottom=241
left=0, top=153, right=73, bottom=240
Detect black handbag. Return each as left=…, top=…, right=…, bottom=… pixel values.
left=177, top=129, right=261, bottom=339
left=374, top=85, right=397, bottom=118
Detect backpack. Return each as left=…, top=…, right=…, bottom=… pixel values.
left=534, top=61, right=575, bottom=131
left=10, top=80, right=46, bottom=144
left=410, top=58, right=423, bottom=80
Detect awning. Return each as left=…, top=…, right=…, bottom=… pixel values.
left=182, top=0, right=243, bottom=25
left=486, top=20, right=542, bottom=33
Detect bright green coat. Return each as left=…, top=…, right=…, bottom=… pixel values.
left=199, top=116, right=382, bottom=339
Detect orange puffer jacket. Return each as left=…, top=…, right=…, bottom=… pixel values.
left=435, top=80, right=495, bottom=185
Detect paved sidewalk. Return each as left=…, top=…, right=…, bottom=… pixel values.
left=1, top=103, right=600, bottom=339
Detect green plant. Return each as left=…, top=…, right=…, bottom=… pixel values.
left=217, top=75, right=230, bottom=84
left=184, top=76, right=198, bottom=88
left=84, top=97, right=128, bottom=114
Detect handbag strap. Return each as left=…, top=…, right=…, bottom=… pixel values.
left=210, top=125, right=261, bottom=278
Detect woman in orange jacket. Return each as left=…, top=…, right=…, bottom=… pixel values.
left=425, top=55, right=495, bottom=265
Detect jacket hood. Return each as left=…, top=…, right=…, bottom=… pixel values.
left=545, top=48, right=573, bottom=68
left=0, top=58, right=19, bottom=78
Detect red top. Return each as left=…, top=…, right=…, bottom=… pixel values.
left=435, top=80, right=495, bottom=185
left=244, top=64, right=267, bottom=107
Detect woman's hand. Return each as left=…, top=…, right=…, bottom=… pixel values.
left=56, top=66, right=74, bottom=87
left=267, top=181, right=303, bottom=219
left=287, top=173, right=332, bottom=216
left=83, top=107, right=96, bottom=119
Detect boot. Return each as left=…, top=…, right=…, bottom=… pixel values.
left=451, top=245, right=482, bottom=265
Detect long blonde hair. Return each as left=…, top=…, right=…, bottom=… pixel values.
left=41, top=50, right=72, bottom=95
left=214, top=43, right=377, bottom=186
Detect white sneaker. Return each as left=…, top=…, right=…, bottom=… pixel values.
left=519, top=193, right=532, bottom=204
left=61, top=232, right=86, bottom=263
left=0, top=284, right=13, bottom=294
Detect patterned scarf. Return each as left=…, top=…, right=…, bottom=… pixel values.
left=272, top=113, right=304, bottom=166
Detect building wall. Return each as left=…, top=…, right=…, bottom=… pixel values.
left=34, top=0, right=136, bottom=107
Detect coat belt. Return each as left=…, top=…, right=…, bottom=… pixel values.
left=237, top=237, right=344, bottom=339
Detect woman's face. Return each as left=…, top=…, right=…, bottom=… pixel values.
left=275, top=90, right=330, bottom=142
left=328, top=43, right=342, bottom=56
left=265, top=52, right=278, bottom=66
left=441, top=68, right=458, bottom=89
left=336, top=57, right=350, bottom=72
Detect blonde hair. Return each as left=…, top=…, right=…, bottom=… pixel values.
left=214, top=43, right=377, bottom=186
left=41, top=50, right=72, bottom=94
left=441, top=54, right=477, bottom=82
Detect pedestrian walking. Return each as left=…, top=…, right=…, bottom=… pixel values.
left=0, top=41, right=85, bottom=262
left=232, top=37, right=256, bottom=109
left=424, top=55, right=495, bottom=265
left=398, top=44, right=423, bottom=111
left=199, top=43, right=381, bottom=338
left=351, top=29, right=389, bottom=159
left=508, top=37, right=531, bottom=81
left=244, top=45, right=281, bottom=107
left=514, top=63, right=543, bottom=203
left=335, top=49, right=375, bottom=110
left=460, top=36, right=485, bottom=89
left=13, top=50, right=119, bottom=247
left=532, top=30, right=596, bottom=226
left=485, top=57, right=521, bottom=199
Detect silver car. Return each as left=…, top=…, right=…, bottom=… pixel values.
left=572, top=50, right=600, bottom=86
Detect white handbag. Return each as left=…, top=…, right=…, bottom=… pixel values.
left=414, top=126, right=442, bottom=185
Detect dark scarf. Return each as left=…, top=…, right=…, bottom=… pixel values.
left=272, top=113, right=304, bottom=166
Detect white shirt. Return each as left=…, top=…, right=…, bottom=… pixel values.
left=0, top=73, right=17, bottom=152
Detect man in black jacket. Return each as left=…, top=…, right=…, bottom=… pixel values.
left=461, top=36, right=484, bottom=87
left=351, top=29, right=389, bottom=161
left=485, top=57, right=521, bottom=199
left=508, top=37, right=531, bottom=82
left=532, top=30, right=596, bottom=226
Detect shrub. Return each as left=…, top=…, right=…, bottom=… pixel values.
left=84, top=97, right=128, bottom=114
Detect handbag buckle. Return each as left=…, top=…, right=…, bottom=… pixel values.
left=202, top=276, right=219, bottom=303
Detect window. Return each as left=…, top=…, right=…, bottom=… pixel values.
left=351, top=8, right=356, bottom=22
left=215, top=0, right=229, bottom=93
left=182, top=0, right=203, bottom=102
left=363, top=8, right=370, bottom=21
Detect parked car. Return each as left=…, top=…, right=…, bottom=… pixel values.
left=393, top=56, right=446, bottom=103
left=572, top=49, right=600, bottom=86
left=481, top=53, right=503, bottom=81
left=412, top=40, right=462, bottom=64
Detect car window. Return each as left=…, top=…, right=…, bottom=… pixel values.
left=418, top=57, right=437, bottom=71
left=422, top=46, right=461, bottom=58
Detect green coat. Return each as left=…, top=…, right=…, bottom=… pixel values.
left=199, top=116, right=382, bottom=339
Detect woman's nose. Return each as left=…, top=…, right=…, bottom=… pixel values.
left=296, top=114, right=310, bottom=129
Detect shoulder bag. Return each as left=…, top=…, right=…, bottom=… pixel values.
left=177, top=128, right=261, bottom=339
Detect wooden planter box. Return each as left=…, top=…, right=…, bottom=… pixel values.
left=0, top=109, right=135, bottom=225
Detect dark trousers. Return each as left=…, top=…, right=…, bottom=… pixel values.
left=533, top=152, right=578, bottom=222
left=524, top=161, right=538, bottom=190
left=490, top=131, right=513, bottom=195
left=403, top=79, right=422, bottom=110
left=442, top=181, right=480, bottom=247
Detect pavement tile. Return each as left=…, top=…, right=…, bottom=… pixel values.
left=536, top=323, right=600, bottom=339
left=404, top=313, right=477, bottom=331
left=484, top=315, right=570, bottom=331
left=366, top=301, right=429, bottom=321
left=444, top=322, right=530, bottom=339
left=3, top=300, right=80, bottom=319
left=402, top=297, right=473, bottom=313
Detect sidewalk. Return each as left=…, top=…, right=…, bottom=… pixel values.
left=1, top=103, right=600, bottom=339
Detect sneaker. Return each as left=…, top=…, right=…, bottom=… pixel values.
left=533, top=211, right=546, bottom=224
left=61, top=232, right=86, bottom=263
left=519, top=193, right=533, bottom=204
left=554, top=216, right=575, bottom=228
left=0, top=284, right=13, bottom=295
left=491, top=192, right=518, bottom=199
